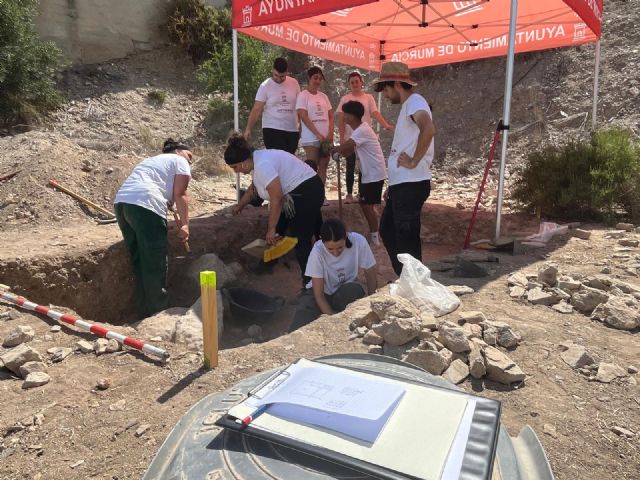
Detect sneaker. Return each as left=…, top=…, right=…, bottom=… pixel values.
left=344, top=194, right=355, bottom=204
left=323, top=200, right=330, bottom=206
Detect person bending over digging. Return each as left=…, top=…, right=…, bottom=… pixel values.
left=332, top=100, right=387, bottom=247
left=289, top=218, right=378, bottom=332
left=114, top=138, right=192, bottom=319
left=225, top=133, right=324, bottom=287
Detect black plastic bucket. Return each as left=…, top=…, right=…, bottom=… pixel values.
left=221, top=287, right=285, bottom=323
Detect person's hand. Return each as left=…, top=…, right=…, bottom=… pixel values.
left=383, top=188, right=389, bottom=202
left=397, top=152, right=414, bottom=169
left=317, top=133, right=326, bottom=142
left=327, top=133, right=334, bottom=144
left=177, top=224, right=189, bottom=242
left=243, top=129, right=251, bottom=142
left=384, top=123, right=395, bottom=131
left=266, top=228, right=279, bottom=246
left=232, top=204, right=244, bottom=216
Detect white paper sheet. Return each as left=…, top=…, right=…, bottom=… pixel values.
left=244, top=359, right=406, bottom=442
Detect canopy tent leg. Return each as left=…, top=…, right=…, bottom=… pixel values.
left=494, top=0, right=518, bottom=242
left=233, top=29, right=240, bottom=202
left=591, top=39, right=601, bottom=131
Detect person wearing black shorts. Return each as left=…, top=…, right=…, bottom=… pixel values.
left=332, top=100, right=387, bottom=246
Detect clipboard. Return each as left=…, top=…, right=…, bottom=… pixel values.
left=216, top=358, right=501, bottom=480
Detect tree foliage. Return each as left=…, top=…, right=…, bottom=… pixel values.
left=0, top=0, right=64, bottom=124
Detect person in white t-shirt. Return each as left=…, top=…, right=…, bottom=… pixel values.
left=289, top=218, right=377, bottom=332
left=295, top=65, right=334, bottom=185
left=114, top=138, right=193, bottom=318
left=332, top=100, right=387, bottom=246
left=244, top=57, right=301, bottom=154
left=224, top=133, right=324, bottom=286
left=336, top=71, right=393, bottom=204
left=373, top=62, right=436, bottom=276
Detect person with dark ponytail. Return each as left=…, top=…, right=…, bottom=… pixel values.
left=114, top=138, right=193, bottom=318
left=289, top=218, right=377, bottom=332
left=224, top=133, right=324, bottom=286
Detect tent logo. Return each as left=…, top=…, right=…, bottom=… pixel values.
left=453, top=1, right=484, bottom=16
left=331, top=8, right=353, bottom=17
left=573, top=23, right=586, bottom=41
left=242, top=5, right=253, bottom=27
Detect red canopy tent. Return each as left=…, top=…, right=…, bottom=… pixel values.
left=229, top=0, right=604, bottom=239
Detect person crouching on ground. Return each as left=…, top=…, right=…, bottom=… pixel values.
left=114, top=138, right=192, bottom=319
left=225, top=133, right=324, bottom=287
left=289, top=218, right=377, bottom=332
left=332, top=100, right=387, bottom=247
left=295, top=65, right=333, bottom=185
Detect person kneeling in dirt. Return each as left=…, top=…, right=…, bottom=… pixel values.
left=289, top=218, right=377, bottom=332
left=225, top=133, right=324, bottom=287
left=114, top=138, right=192, bottom=319
left=332, top=100, right=387, bottom=247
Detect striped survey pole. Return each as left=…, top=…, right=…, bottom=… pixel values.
left=0, top=290, right=169, bottom=360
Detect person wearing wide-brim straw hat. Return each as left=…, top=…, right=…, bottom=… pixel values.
left=372, top=61, right=436, bottom=276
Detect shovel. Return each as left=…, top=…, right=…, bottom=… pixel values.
left=333, top=152, right=343, bottom=220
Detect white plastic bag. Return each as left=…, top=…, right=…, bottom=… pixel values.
left=389, top=254, right=460, bottom=317
left=525, top=222, right=568, bottom=243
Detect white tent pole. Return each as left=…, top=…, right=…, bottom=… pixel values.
left=495, top=0, right=518, bottom=242
left=591, top=39, right=601, bottom=131
left=377, top=92, right=382, bottom=134
left=233, top=29, right=240, bottom=201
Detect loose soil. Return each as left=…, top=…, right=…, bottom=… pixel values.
left=1, top=2, right=640, bottom=478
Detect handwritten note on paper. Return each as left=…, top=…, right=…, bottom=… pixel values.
left=246, top=359, right=406, bottom=442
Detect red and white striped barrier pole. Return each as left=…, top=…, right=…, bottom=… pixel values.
left=0, top=290, right=169, bottom=360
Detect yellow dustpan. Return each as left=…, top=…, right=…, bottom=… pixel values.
left=263, top=236, right=298, bottom=262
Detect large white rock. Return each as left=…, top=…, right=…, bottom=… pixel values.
left=468, top=343, right=486, bottom=379
left=2, top=325, right=35, bottom=348
left=560, top=345, right=595, bottom=369
left=372, top=317, right=421, bottom=346
left=591, top=297, right=640, bottom=330
left=22, top=372, right=51, bottom=389
left=186, top=254, right=237, bottom=291
left=19, top=361, right=48, bottom=378
left=571, top=287, right=609, bottom=313
left=403, top=349, right=451, bottom=375
left=595, top=363, right=627, bottom=383
left=370, top=296, right=421, bottom=321
left=442, top=359, right=469, bottom=384
left=438, top=322, right=470, bottom=353
left=537, top=263, right=559, bottom=287
left=484, top=346, right=526, bottom=384
left=0, top=345, right=43, bottom=375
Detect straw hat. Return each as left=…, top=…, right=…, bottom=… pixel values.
left=372, top=62, right=418, bottom=87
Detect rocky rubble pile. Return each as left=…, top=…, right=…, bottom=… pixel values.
left=510, top=259, right=640, bottom=331
left=559, top=341, right=637, bottom=385
left=343, top=292, right=526, bottom=386
left=0, top=323, right=134, bottom=389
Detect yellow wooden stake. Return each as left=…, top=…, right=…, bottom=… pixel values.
left=200, top=271, right=218, bottom=369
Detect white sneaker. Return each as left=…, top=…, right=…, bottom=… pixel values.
left=370, top=232, right=381, bottom=246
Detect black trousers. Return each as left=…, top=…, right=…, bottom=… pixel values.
left=345, top=153, right=356, bottom=195
left=278, top=175, right=325, bottom=285
left=379, top=180, right=431, bottom=276
left=263, top=128, right=300, bottom=155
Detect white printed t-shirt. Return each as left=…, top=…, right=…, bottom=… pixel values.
left=255, top=76, right=300, bottom=132
left=114, top=153, right=191, bottom=218
left=387, top=93, right=434, bottom=186
left=295, top=90, right=332, bottom=143
left=336, top=93, right=378, bottom=139
left=349, top=122, right=387, bottom=184
left=251, top=149, right=316, bottom=200
left=305, top=232, right=376, bottom=295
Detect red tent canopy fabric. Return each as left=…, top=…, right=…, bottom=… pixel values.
left=232, top=0, right=603, bottom=71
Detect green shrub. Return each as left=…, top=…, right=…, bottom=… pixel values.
left=512, top=127, right=640, bottom=221
left=0, top=0, right=65, bottom=125
left=147, top=89, right=167, bottom=106
left=204, top=96, right=234, bottom=140
left=198, top=34, right=275, bottom=112
left=168, top=0, right=231, bottom=64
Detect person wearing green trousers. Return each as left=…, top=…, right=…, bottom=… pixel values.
left=114, top=139, right=193, bottom=318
